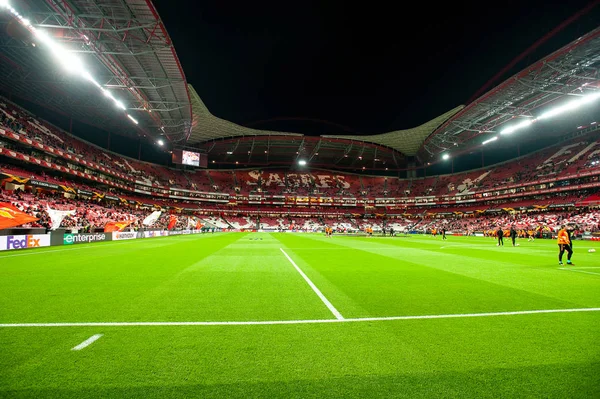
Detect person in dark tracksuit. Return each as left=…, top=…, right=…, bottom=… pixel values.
left=510, top=226, right=517, bottom=246
left=442, top=228, right=447, bottom=240
left=496, top=227, right=504, bottom=246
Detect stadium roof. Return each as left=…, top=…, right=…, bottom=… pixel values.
left=196, top=134, right=407, bottom=172
left=1, top=2, right=599, bottom=168
left=322, top=106, right=464, bottom=157
left=188, top=27, right=600, bottom=164
left=0, top=0, right=191, bottom=143
left=421, top=26, right=600, bottom=161
left=189, top=84, right=463, bottom=158
left=189, top=85, right=302, bottom=143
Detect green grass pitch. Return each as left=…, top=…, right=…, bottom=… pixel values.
left=1, top=233, right=599, bottom=398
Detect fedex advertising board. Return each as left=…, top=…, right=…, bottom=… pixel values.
left=0, top=234, right=51, bottom=251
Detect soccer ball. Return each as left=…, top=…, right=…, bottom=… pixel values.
left=589, top=249, right=596, bottom=253
left=496, top=243, right=500, bottom=246
left=516, top=243, right=520, bottom=246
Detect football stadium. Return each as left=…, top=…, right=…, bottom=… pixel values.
left=0, top=0, right=599, bottom=397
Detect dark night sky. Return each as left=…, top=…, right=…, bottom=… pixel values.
left=154, top=0, right=600, bottom=136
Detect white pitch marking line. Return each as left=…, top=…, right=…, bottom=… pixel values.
left=1, top=308, right=599, bottom=328
left=71, top=334, right=103, bottom=351
left=0, top=244, right=123, bottom=258
left=280, top=248, right=344, bottom=320
left=559, top=268, right=600, bottom=276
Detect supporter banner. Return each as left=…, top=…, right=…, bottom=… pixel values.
left=142, top=211, right=162, bottom=226
left=0, top=202, right=39, bottom=230
left=0, top=234, right=51, bottom=251
left=77, top=189, right=93, bottom=196
left=105, top=220, right=134, bottom=232
left=167, top=215, right=177, bottom=230
left=46, top=206, right=76, bottom=230
left=112, top=231, right=137, bottom=241
left=63, top=233, right=111, bottom=245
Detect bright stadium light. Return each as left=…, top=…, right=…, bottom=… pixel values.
left=500, top=119, right=533, bottom=135
left=58, top=53, right=84, bottom=74
left=579, top=91, right=600, bottom=105
left=536, top=91, right=599, bottom=121
left=442, top=154, right=450, bottom=160
left=5, top=0, right=145, bottom=133
left=157, top=139, right=164, bottom=146
left=102, top=89, right=114, bottom=99
left=537, top=100, right=580, bottom=120
left=82, top=71, right=101, bottom=88
left=482, top=136, right=498, bottom=145
left=298, top=159, right=307, bottom=166
left=127, top=114, right=138, bottom=124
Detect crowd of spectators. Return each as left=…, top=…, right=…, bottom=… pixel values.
left=2, top=96, right=599, bottom=203
left=2, top=184, right=598, bottom=234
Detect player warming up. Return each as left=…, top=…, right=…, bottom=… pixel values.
left=557, top=225, right=573, bottom=266
left=510, top=226, right=518, bottom=246
left=496, top=227, right=504, bottom=246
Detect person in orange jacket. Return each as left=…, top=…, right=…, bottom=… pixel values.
left=557, top=225, right=573, bottom=266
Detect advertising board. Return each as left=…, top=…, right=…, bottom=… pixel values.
left=112, top=231, right=137, bottom=241
left=0, top=234, right=51, bottom=251
left=63, top=233, right=111, bottom=245
left=144, top=231, right=169, bottom=238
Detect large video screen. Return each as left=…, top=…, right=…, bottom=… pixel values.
left=172, top=150, right=207, bottom=168
left=181, top=150, right=200, bottom=166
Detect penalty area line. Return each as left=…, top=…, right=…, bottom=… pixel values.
left=2, top=308, right=599, bottom=328
left=279, top=248, right=344, bottom=320
left=71, top=334, right=103, bottom=351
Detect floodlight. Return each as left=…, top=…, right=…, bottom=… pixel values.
left=102, top=89, right=114, bottom=100
left=482, top=136, right=497, bottom=145
left=442, top=154, right=450, bottom=160
left=579, top=91, right=600, bottom=105
left=501, top=119, right=532, bottom=135
left=127, top=114, right=138, bottom=124
left=538, top=100, right=580, bottom=120
left=59, top=53, right=83, bottom=73
left=298, top=160, right=307, bottom=166
left=157, top=139, right=164, bottom=146
left=0, top=0, right=10, bottom=9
